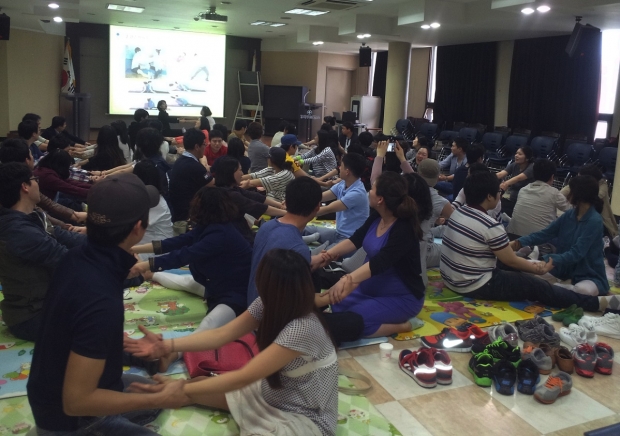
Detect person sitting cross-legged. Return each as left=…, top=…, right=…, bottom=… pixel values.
left=506, top=158, right=571, bottom=238
left=26, top=174, right=185, bottom=436
left=439, top=170, right=616, bottom=312
left=0, top=163, right=85, bottom=341
left=322, top=172, right=426, bottom=338
left=303, top=153, right=370, bottom=253
left=513, top=175, right=609, bottom=296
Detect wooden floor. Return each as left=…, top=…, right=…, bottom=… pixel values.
left=341, top=317, right=620, bottom=436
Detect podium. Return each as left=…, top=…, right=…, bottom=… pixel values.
left=299, top=103, right=322, bottom=142
left=59, top=93, right=91, bottom=142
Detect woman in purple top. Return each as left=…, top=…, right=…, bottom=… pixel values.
left=322, top=172, right=425, bottom=337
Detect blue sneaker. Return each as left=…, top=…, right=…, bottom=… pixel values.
left=492, top=359, right=516, bottom=396
left=517, top=359, right=540, bottom=395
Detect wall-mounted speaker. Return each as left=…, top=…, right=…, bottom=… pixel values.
left=359, top=46, right=371, bottom=67
left=0, top=14, right=10, bottom=41
left=565, top=23, right=583, bottom=58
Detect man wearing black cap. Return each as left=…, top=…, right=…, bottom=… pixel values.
left=27, top=174, right=187, bottom=435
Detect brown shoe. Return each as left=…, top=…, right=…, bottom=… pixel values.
left=555, top=346, right=574, bottom=374
left=539, top=343, right=557, bottom=368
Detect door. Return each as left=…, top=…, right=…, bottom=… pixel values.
left=325, top=68, right=353, bottom=120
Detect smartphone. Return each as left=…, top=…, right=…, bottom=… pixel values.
left=387, top=136, right=396, bottom=152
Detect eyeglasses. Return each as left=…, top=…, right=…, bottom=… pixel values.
left=29, top=176, right=40, bottom=183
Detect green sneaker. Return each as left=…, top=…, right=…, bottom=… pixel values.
left=471, top=337, right=521, bottom=367
left=552, top=304, right=577, bottom=322
left=562, top=307, right=584, bottom=326
left=468, top=351, right=494, bottom=387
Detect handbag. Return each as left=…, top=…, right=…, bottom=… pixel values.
left=183, top=332, right=259, bottom=378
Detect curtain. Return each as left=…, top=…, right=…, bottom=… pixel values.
left=434, top=42, right=497, bottom=130
left=508, top=31, right=602, bottom=141
left=372, top=51, right=388, bottom=129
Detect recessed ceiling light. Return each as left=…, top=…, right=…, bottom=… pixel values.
left=251, top=21, right=266, bottom=25
left=48, top=3, right=60, bottom=9
left=53, top=16, right=63, bottom=22
left=521, top=7, right=535, bottom=14
left=285, top=8, right=329, bottom=16
left=430, top=22, right=440, bottom=28
left=107, top=4, right=145, bottom=13
left=357, top=33, right=371, bottom=39
left=537, top=5, right=550, bottom=12
left=270, top=23, right=286, bottom=27
left=313, top=41, right=324, bottom=45
left=421, top=24, right=430, bottom=29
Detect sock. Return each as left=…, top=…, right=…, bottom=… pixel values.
left=528, top=246, right=540, bottom=261
left=408, top=317, right=425, bottom=330
left=610, top=295, right=620, bottom=311
left=302, top=232, right=320, bottom=244
left=598, top=295, right=619, bottom=312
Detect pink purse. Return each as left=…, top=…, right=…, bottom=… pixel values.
left=183, top=333, right=259, bottom=378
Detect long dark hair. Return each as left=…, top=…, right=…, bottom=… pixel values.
left=375, top=172, right=422, bottom=239
left=189, top=186, right=238, bottom=226
left=227, top=137, right=245, bottom=160
left=133, top=159, right=163, bottom=195
left=403, top=173, right=433, bottom=224
left=255, top=249, right=335, bottom=389
left=37, top=149, right=73, bottom=180
left=215, top=156, right=241, bottom=187
left=315, top=130, right=330, bottom=153
left=111, top=120, right=129, bottom=147
left=95, top=125, right=126, bottom=169
left=198, top=117, right=211, bottom=131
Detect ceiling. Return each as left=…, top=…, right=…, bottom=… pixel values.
left=2, top=0, right=620, bottom=53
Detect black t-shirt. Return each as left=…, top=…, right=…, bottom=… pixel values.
left=27, top=242, right=136, bottom=432
left=158, top=110, right=178, bottom=134
left=169, top=155, right=208, bottom=222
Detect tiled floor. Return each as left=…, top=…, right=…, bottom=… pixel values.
left=341, top=317, right=620, bottom=436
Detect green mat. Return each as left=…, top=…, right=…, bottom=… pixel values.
left=0, top=280, right=402, bottom=435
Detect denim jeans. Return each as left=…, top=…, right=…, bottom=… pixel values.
left=34, top=375, right=161, bottom=436
left=304, top=226, right=352, bottom=255
left=466, top=269, right=600, bottom=312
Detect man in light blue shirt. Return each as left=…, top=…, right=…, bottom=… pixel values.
left=304, top=153, right=369, bottom=254
left=435, top=137, right=468, bottom=199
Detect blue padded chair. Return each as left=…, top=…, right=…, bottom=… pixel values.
left=597, top=147, right=617, bottom=183
left=486, top=134, right=528, bottom=170
left=481, top=132, right=504, bottom=159
left=418, top=123, right=438, bottom=139
left=438, top=130, right=459, bottom=144
left=556, top=142, right=593, bottom=177
left=530, top=136, right=557, bottom=159
left=459, top=127, right=479, bottom=143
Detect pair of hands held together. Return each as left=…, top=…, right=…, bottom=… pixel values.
left=376, top=140, right=407, bottom=163
left=124, top=325, right=191, bottom=409
left=509, top=240, right=555, bottom=275
left=313, top=250, right=359, bottom=305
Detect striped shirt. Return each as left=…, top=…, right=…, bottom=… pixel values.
left=440, top=205, right=509, bottom=293
left=300, top=147, right=338, bottom=178
left=250, top=167, right=295, bottom=202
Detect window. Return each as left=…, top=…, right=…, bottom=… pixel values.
left=425, top=46, right=437, bottom=121
left=596, top=29, right=620, bottom=138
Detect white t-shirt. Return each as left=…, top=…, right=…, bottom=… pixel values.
left=248, top=297, right=338, bottom=436
left=138, top=196, right=173, bottom=260
left=118, top=136, right=132, bottom=162
left=440, top=205, right=509, bottom=293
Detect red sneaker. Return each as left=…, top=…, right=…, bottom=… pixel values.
left=421, top=327, right=473, bottom=352
left=594, top=343, right=614, bottom=375
left=398, top=348, right=437, bottom=388
left=431, top=348, right=453, bottom=385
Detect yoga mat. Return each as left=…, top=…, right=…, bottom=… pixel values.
left=340, top=337, right=389, bottom=350
left=392, top=270, right=560, bottom=341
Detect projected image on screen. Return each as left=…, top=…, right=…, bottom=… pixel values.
left=109, top=26, right=226, bottom=117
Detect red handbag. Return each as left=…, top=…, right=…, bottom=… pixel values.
left=183, top=333, right=259, bottom=378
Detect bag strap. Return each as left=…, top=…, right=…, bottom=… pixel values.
left=338, top=367, right=372, bottom=395
left=233, top=338, right=256, bottom=358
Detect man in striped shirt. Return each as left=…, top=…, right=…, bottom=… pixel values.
left=439, top=171, right=605, bottom=312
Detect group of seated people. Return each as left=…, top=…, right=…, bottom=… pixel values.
left=0, top=112, right=618, bottom=436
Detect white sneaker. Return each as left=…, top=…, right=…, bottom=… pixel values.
left=567, top=323, right=597, bottom=346
left=578, top=313, right=620, bottom=340
left=559, top=325, right=588, bottom=348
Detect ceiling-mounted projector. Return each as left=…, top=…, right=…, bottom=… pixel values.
left=194, top=7, right=228, bottom=23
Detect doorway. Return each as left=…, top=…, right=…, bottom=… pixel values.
left=325, top=68, right=354, bottom=121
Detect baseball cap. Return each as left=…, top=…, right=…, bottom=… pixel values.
left=418, top=159, right=440, bottom=187
left=87, top=173, right=159, bottom=227
left=280, top=134, right=302, bottom=148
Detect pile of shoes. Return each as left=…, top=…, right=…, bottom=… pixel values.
left=571, top=343, right=614, bottom=378
left=578, top=313, right=620, bottom=340
left=552, top=304, right=584, bottom=326
left=398, top=347, right=453, bottom=388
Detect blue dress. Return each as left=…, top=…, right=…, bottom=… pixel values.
left=332, top=218, right=424, bottom=336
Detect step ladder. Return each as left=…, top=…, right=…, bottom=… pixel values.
left=234, top=71, right=263, bottom=125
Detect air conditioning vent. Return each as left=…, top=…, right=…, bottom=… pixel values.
left=300, top=0, right=363, bottom=11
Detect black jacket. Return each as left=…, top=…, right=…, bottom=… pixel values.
left=0, top=208, right=85, bottom=326
left=349, top=211, right=425, bottom=299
